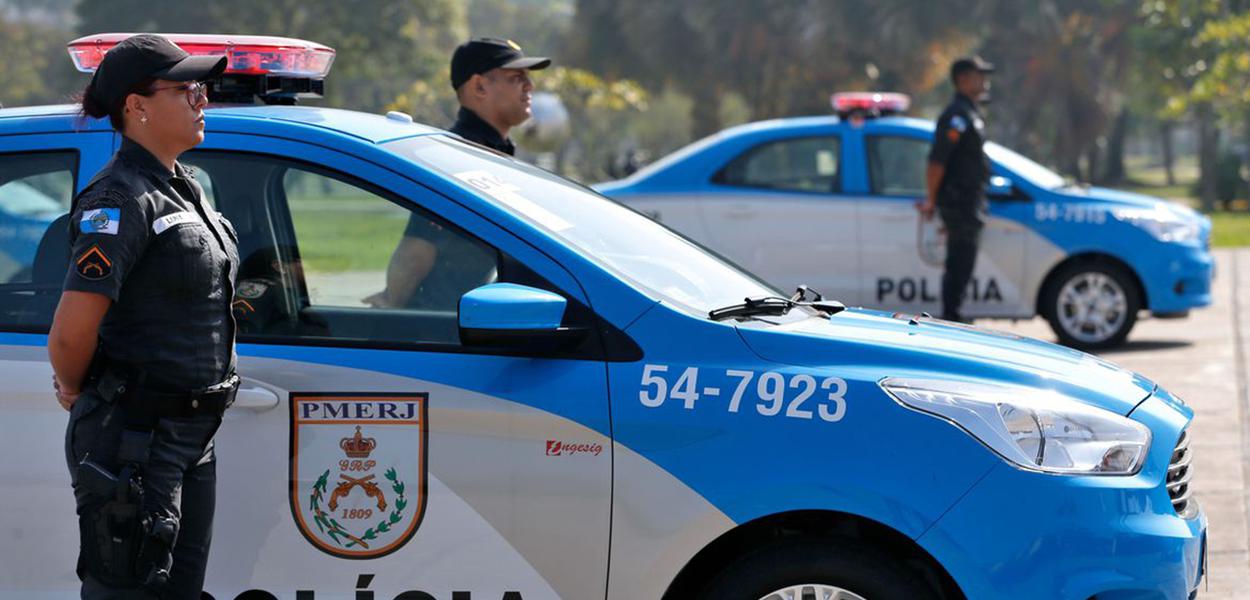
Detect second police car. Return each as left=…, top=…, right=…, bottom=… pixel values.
left=0, top=36, right=1204, bottom=599
left=597, top=93, right=1215, bottom=350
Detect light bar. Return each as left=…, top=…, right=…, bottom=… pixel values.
left=67, top=34, right=335, bottom=78
left=831, top=92, right=911, bottom=118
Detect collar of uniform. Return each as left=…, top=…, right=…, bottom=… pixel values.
left=452, top=107, right=515, bottom=155
left=118, top=136, right=178, bottom=180
left=954, top=93, right=979, bottom=111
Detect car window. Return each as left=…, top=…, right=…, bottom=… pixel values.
left=0, top=151, right=77, bottom=329
left=867, top=136, right=929, bottom=197
left=183, top=151, right=500, bottom=346
left=389, top=136, right=780, bottom=316
left=714, top=136, right=840, bottom=193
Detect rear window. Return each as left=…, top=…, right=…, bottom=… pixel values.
left=714, top=136, right=840, bottom=193
left=0, top=151, right=78, bottom=330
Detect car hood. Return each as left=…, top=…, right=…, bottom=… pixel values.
left=1070, top=186, right=1204, bottom=218
left=736, top=308, right=1155, bottom=415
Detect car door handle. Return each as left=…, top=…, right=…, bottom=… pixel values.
left=726, top=207, right=757, bottom=219
left=231, top=382, right=279, bottom=412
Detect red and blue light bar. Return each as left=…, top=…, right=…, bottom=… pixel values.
left=67, top=34, right=336, bottom=104
left=831, top=92, right=911, bottom=119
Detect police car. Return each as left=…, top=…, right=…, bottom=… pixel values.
left=596, top=92, right=1215, bottom=350
left=1, top=37, right=1205, bottom=599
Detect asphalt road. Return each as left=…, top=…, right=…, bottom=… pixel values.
left=990, top=248, right=1247, bottom=598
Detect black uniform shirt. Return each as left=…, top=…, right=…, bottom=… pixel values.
left=928, top=93, right=990, bottom=206
left=64, top=137, right=239, bottom=391
left=391, top=106, right=505, bottom=309
left=400, top=216, right=498, bottom=310
left=449, top=107, right=516, bottom=156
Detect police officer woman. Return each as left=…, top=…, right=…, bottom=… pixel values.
left=48, top=34, right=238, bottom=599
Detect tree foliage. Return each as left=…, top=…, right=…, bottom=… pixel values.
left=74, top=0, right=467, bottom=112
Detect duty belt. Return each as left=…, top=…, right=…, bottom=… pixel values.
left=94, top=366, right=239, bottom=419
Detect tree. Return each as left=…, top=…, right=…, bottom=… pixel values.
left=0, top=16, right=79, bottom=108
left=1135, top=0, right=1230, bottom=210
left=1189, top=9, right=1250, bottom=207
left=75, top=0, right=468, bottom=113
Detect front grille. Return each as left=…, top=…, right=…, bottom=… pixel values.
left=1167, top=430, right=1194, bottom=517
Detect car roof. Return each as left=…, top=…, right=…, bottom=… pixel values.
left=0, top=103, right=446, bottom=144
left=599, top=113, right=936, bottom=192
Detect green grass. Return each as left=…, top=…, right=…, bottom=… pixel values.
left=1117, top=158, right=1250, bottom=247
left=289, top=200, right=408, bottom=272
left=1210, top=211, right=1250, bottom=247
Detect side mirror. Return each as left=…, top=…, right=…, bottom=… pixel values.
left=987, top=175, right=1026, bottom=201
left=458, top=283, right=587, bottom=351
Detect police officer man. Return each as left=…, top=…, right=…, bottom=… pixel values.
left=919, top=56, right=994, bottom=323
left=365, top=37, right=549, bottom=309
left=49, top=34, right=237, bottom=598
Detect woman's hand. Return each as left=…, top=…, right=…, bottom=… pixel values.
left=53, top=375, right=81, bottom=411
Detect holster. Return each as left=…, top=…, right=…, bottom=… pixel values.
left=75, top=357, right=236, bottom=589
left=76, top=461, right=147, bottom=588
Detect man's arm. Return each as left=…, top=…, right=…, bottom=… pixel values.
left=922, top=111, right=962, bottom=220
left=48, top=291, right=111, bottom=410
left=364, top=236, right=438, bottom=308
left=920, top=162, right=945, bottom=220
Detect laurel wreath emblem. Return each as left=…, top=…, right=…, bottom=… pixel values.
left=309, top=467, right=407, bottom=549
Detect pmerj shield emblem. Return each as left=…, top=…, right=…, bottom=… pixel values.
left=289, top=393, right=428, bottom=559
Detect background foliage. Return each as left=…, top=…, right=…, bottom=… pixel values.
left=4, top=0, right=1250, bottom=208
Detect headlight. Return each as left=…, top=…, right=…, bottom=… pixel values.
left=881, top=378, right=1151, bottom=475
left=1115, top=207, right=1200, bottom=243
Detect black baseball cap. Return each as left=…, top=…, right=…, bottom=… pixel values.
left=89, top=34, right=227, bottom=108
left=950, top=56, right=995, bottom=82
left=450, top=37, right=551, bottom=90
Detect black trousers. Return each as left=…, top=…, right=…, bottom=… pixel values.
left=938, top=203, right=985, bottom=321
left=65, top=392, right=221, bottom=600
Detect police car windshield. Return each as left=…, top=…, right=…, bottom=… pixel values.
left=985, top=142, right=1066, bottom=190
left=385, top=135, right=781, bottom=315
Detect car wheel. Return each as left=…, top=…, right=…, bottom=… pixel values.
left=1041, top=261, right=1140, bottom=350
left=695, top=538, right=941, bottom=600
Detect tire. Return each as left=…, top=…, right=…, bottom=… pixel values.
left=1040, top=261, right=1140, bottom=350
left=694, top=538, right=940, bottom=600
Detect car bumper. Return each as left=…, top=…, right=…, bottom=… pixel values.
left=1139, top=243, right=1213, bottom=314
left=917, top=393, right=1206, bottom=600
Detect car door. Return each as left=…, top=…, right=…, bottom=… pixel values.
left=697, top=134, right=861, bottom=304
left=857, top=134, right=1026, bottom=317
left=0, top=131, right=117, bottom=598
left=179, top=138, right=612, bottom=600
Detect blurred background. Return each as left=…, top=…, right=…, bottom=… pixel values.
left=4, top=0, right=1250, bottom=245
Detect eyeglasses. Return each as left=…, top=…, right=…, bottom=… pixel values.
left=147, top=81, right=208, bottom=108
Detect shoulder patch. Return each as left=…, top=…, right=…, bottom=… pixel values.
left=75, top=245, right=113, bottom=280
left=236, top=279, right=270, bottom=299
left=950, top=115, right=968, bottom=132
left=80, top=208, right=120, bottom=235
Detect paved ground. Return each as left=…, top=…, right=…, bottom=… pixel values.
left=991, top=248, right=1248, bottom=598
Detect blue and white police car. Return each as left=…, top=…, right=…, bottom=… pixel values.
left=0, top=37, right=1205, bottom=599
left=597, top=92, right=1215, bottom=350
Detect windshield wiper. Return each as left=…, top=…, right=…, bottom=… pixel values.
left=709, top=285, right=846, bottom=321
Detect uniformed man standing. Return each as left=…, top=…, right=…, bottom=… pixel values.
left=918, top=56, right=994, bottom=323
left=366, top=37, right=549, bottom=309
left=49, top=34, right=237, bottom=599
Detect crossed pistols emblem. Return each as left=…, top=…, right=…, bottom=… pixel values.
left=307, top=424, right=410, bottom=551
left=329, top=426, right=387, bottom=510
left=329, top=474, right=387, bottom=511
